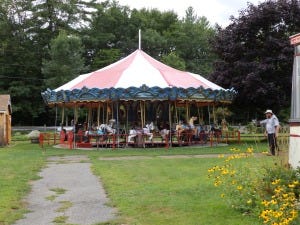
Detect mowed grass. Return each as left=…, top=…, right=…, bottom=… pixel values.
left=0, top=143, right=45, bottom=224
left=0, top=140, right=275, bottom=224
left=91, top=156, right=275, bottom=225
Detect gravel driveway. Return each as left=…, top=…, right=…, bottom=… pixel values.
left=14, top=155, right=117, bottom=225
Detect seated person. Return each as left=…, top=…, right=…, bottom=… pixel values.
left=188, top=116, right=198, bottom=134
left=176, top=121, right=186, bottom=136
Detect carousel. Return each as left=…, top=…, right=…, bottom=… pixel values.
left=41, top=48, right=236, bottom=148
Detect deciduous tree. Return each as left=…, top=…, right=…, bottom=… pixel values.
left=209, top=0, right=300, bottom=121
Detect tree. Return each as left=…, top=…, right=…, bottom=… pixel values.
left=209, top=0, right=300, bottom=122
left=30, top=0, right=95, bottom=47
left=0, top=0, right=47, bottom=124
left=42, top=31, right=87, bottom=89
left=169, top=7, right=217, bottom=76
left=161, top=52, right=186, bottom=70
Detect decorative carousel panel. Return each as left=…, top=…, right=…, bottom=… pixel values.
left=41, top=85, right=236, bottom=104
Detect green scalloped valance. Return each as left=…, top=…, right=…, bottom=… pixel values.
left=41, top=84, right=236, bottom=105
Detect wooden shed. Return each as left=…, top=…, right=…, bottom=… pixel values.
left=0, top=95, right=12, bottom=146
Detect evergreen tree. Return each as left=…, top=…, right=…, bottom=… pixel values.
left=42, top=31, right=88, bottom=89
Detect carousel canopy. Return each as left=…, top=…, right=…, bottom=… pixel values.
left=42, top=49, right=236, bottom=105
left=55, top=50, right=223, bottom=91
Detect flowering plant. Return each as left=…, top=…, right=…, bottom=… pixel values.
left=208, top=147, right=300, bottom=225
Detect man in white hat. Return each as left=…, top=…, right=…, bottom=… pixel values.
left=260, top=109, right=280, bottom=155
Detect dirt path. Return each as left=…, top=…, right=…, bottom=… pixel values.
left=14, top=155, right=117, bottom=225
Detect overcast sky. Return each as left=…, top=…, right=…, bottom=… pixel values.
left=112, top=0, right=263, bottom=27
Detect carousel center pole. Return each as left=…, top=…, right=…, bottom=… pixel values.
left=289, top=33, right=300, bottom=169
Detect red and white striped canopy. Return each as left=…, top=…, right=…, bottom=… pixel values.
left=55, top=49, right=223, bottom=91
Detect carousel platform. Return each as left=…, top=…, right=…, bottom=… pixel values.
left=39, top=130, right=239, bottom=149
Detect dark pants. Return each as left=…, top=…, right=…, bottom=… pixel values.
left=267, top=133, right=277, bottom=155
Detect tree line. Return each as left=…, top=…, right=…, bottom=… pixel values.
left=0, top=0, right=299, bottom=125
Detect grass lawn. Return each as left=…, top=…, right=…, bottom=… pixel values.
left=0, top=140, right=285, bottom=224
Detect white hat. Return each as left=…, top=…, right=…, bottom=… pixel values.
left=264, top=109, right=273, bottom=114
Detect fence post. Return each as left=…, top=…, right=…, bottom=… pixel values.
left=39, top=133, right=44, bottom=148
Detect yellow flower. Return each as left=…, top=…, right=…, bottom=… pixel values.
left=271, top=179, right=281, bottom=185
left=274, top=187, right=283, bottom=194
left=270, top=199, right=277, bottom=205
left=221, top=169, right=229, bottom=175
left=246, top=147, right=253, bottom=153
left=207, top=168, right=214, bottom=173
left=288, top=184, right=295, bottom=188
left=220, top=193, right=225, bottom=198
left=290, top=209, right=298, bottom=218
left=282, top=193, right=288, bottom=198
left=247, top=199, right=252, bottom=204
left=261, top=200, right=270, bottom=207
left=237, top=185, right=243, bottom=190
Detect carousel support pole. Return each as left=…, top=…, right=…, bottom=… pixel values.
left=97, top=103, right=101, bottom=127
left=197, top=105, right=200, bottom=121
left=106, top=102, right=109, bottom=124
left=88, top=103, right=92, bottom=127
left=289, top=34, right=300, bottom=168
left=116, top=101, right=119, bottom=149
left=175, top=101, right=178, bottom=124
left=102, top=103, right=105, bottom=124
left=208, top=105, right=211, bottom=125
left=61, top=105, right=65, bottom=127
left=186, top=101, right=189, bottom=122
left=213, top=104, right=216, bottom=125
left=167, top=101, right=172, bottom=149
left=54, top=104, right=58, bottom=144
left=144, top=101, right=146, bottom=125
left=74, top=103, right=78, bottom=124
left=111, top=101, right=114, bottom=120
left=126, top=103, right=129, bottom=133
left=140, top=101, right=144, bottom=128
left=73, top=103, right=76, bottom=149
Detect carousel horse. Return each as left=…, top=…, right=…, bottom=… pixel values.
left=160, top=129, right=170, bottom=140
left=97, top=123, right=116, bottom=135
left=128, top=122, right=154, bottom=142
left=143, top=122, right=154, bottom=141
left=175, top=120, right=187, bottom=136
left=188, top=116, right=198, bottom=134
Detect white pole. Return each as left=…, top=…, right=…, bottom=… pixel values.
left=139, top=29, right=141, bottom=50
left=289, top=33, right=300, bottom=168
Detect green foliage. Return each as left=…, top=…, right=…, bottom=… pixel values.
left=91, top=48, right=121, bottom=70
left=210, top=0, right=300, bottom=121
left=170, top=7, right=217, bottom=77
left=42, top=31, right=88, bottom=89
left=161, top=51, right=186, bottom=70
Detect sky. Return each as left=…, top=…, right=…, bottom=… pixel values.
left=113, top=0, right=263, bottom=27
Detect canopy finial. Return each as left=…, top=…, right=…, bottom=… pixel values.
left=138, top=29, right=141, bottom=50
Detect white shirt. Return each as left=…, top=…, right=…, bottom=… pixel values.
left=260, top=114, right=279, bottom=134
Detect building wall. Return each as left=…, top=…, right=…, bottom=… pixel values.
left=0, top=111, right=11, bottom=146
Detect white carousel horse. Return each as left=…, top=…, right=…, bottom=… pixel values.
left=160, top=129, right=169, bottom=140
left=97, top=124, right=116, bottom=135
left=143, top=122, right=154, bottom=141
left=128, top=129, right=137, bottom=142
left=128, top=122, right=154, bottom=142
